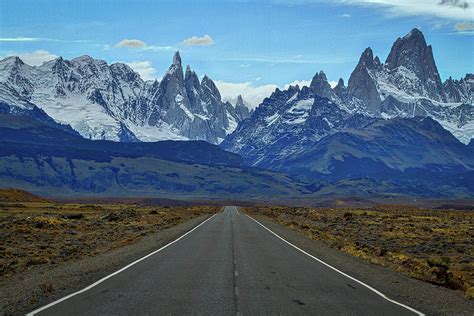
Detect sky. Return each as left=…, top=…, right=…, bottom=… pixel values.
left=0, top=0, right=473, bottom=107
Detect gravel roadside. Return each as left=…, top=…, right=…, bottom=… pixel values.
left=0, top=214, right=211, bottom=315
left=253, top=215, right=474, bottom=316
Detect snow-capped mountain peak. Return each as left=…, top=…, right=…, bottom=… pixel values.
left=338, top=28, right=473, bottom=143
left=223, top=28, right=473, bottom=170
left=0, top=52, right=250, bottom=143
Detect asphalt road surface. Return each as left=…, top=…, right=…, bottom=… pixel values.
left=29, top=206, right=422, bottom=315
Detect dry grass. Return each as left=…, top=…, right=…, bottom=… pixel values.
left=0, top=201, right=218, bottom=279
left=0, top=188, right=49, bottom=203
left=244, top=205, right=474, bottom=299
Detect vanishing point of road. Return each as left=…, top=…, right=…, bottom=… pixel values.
left=29, top=206, right=423, bottom=315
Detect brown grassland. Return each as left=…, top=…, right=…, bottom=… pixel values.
left=0, top=199, right=218, bottom=280
left=244, top=205, right=474, bottom=299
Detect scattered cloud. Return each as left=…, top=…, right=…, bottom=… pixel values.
left=114, top=39, right=173, bottom=51
left=115, top=39, right=147, bottom=49
left=277, top=0, right=473, bottom=21
left=125, top=61, right=157, bottom=81
left=283, top=80, right=311, bottom=89
left=431, top=22, right=447, bottom=29
left=226, top=55, right=354, bottom=64
left=340, top=13, right=352, bottom=17
left=455, top=21, right=474, bottom=30
left=340, top=0, right=473, bottom=20
left=216, top=77, right=337, bottom=109
left=0, top=37, right=88, bottom=43
left=182, top=34, right=214, bottom=46
left=0, top=37, right=43, bottom=42
left=439, top=0, right=470, bottom=9
left=8, top=50, right=58, bottom=66
left=145, top=45, right=174, bottom=51
left=215, top=81, right=279, bottom=109
left=329, top=80, right=338, bottom=88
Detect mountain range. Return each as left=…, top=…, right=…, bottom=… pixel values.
left=0, top=113, right=309, bottom=198
left=222, top=29, right=473, bottom=187
left=0, top=52, right=250, bottom=144
left=1, top=113, right=471, bottom=199
left=0, top=29, right=471, bottom=146
left=0, top=28, right=473, bottom=199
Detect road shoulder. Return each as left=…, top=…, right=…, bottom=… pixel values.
left=1, top=215, right=211, bottom=315
left=253, top=215, right=474, bottom=316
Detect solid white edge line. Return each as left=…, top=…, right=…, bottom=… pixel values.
left=246, top=214, right=425, bottom=316
left=27, top=213, right=218, bottom=316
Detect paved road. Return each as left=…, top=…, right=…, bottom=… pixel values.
left=31, top=206, right=421, bottom=315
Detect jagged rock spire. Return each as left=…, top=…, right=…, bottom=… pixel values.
left=173, top=51, right=182, bottom=66
left=333, top=78, right=346, bottom=97
left=347, top=47, right=382, bottom=112
left=310, top=70, right=335, bottom=100
left=336, top=78, right=345, bottom=88
left=201, top=75, right=221, bottom=101
left=385, top=28, right=443, bottom=99
left=359, top=48, right=375, bottom=69
left=233, top=94, right=250, bottom=120
left=184, top=64, right=199, bottom=83
left=163, top=51, right=184, bottom=83
left=184, top=64, right=202, bottom=111
left=236, top=95, right=244, bottom=106
left=386, top=28, right=429, bottom=70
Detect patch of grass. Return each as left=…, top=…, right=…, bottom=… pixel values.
left=0, top=202, right=218, bottom=279
left=244, top=205, right=474, bottom=299
left=38, top=282, right=54, bottom=294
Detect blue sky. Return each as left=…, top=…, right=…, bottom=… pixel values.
left=0, top=0, right=473, bottom=106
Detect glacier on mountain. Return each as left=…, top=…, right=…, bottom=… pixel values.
left=222, top=28, right=473, bottom=173
left=0, top=52, right=250, bottom=143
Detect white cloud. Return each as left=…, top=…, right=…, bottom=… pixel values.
left=145, top=45, right=174, bottom=51
left=12, top=50, right=58, bottom=66
left=115, top=39, right=148, bottom=49
left=226, top=55, right=354, bottom=64
left=215, top=81, right=279, bottom=109
left=329, top=80, right=338, bottom=88
left=0, top=37, right=43, bottom=42
left=276, top=0, right=473, bottom=21
left=125, top=61, right=157, bottom=81
left=439, top=0, right=470, bottom=9
left=216, top=77, right=337, bottom=109
left=182, top=34, right=214, bottom=46
left=340, top=13, right=352, bottom=17
left=114, top=39, right=174, bottom=51
left=333, top=0, right=473, bottom=21
left=0, top=37, right=88, bottom=43
left=455, top=21, right=474, bottom=31
left=283, top=80, right=311, bottom=89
